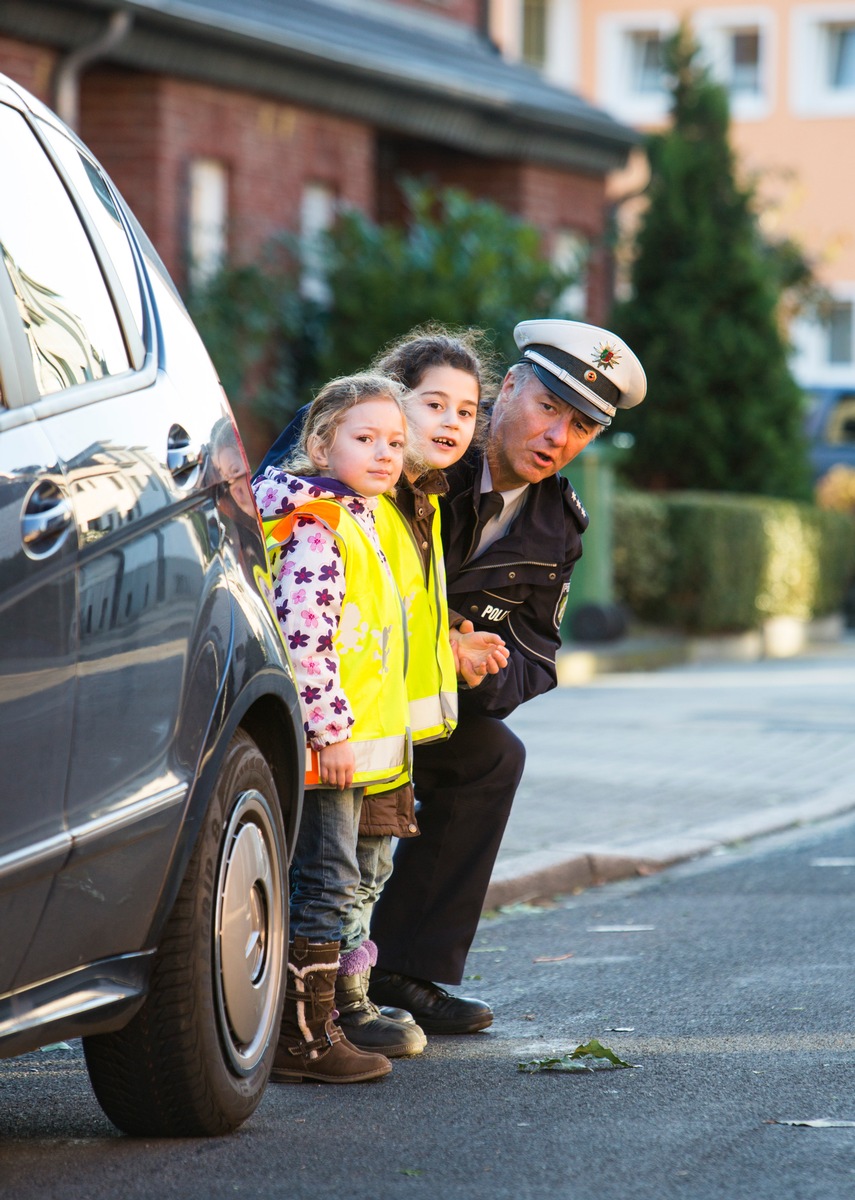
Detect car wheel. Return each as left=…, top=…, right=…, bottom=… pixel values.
left=83, top=729, right=288, bottom=1136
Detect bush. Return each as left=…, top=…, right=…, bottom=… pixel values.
left=612, top=491, right=674, bottom=614
left=318, top=179, right=576, bottom=382
left=613, top=490, right=855, bottom=633
left=187, top=244, right=323, bottom=448
left=187, top=179, right=577, bottom=462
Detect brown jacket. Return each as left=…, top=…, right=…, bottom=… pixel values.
left=359, top=783, right=419, bottom=838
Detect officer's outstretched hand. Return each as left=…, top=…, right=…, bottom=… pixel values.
left=450, top=620, right=509, bottom=688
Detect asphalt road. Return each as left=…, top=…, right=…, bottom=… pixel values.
left=2, top=814, right=855, bottom=1200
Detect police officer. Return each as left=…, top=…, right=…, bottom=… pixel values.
left=366, top=319, right=647, bottom=1033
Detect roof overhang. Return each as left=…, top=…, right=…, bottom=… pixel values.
left=0, top=0, right=639, bottom=174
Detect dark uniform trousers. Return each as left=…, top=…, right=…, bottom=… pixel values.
left=370, top=712, right=526, bottom=985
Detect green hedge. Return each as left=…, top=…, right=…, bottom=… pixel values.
left=613, top=490, right=855, bottom=634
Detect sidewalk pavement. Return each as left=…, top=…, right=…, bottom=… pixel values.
left=484, top=629, right=855, bottom=910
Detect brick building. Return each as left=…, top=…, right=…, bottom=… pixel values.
left=0, top=0, right=636, bottom=327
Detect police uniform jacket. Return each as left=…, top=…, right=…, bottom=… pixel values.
left=440, top=449, right=588, bottom=721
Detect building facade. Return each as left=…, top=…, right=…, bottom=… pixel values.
left=0, top=0, right=636, bottom=331
left=490, top=0, right=855, bottom=395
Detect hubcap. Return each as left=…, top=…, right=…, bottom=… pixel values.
left=215, top=789, right=285, bottom=1073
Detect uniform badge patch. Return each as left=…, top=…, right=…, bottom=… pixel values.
left=554, top=581, right=570, bottom=630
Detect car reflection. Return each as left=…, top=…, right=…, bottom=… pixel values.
left=2, top=246, right=113, bottom=392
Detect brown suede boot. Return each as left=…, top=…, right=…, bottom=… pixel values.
left=335, top=969, right=427, bottom=1058
left=270, top=938, right=392, bottom=1084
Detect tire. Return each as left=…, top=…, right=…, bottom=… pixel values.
left=83, top=730, right=288, bottom=1136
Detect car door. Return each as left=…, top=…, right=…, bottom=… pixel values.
left=0, top=95, right=79, bottom=994
left=0, top=101, right=224, bottom=989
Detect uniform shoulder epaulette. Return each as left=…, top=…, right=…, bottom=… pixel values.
left=557, top=475, right=588, bottom=525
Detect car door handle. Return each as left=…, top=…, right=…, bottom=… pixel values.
left=22, top=482, right=74, bottom=554
left=167, top=425, right=203, bottom=485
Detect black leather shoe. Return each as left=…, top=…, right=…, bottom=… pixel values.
left=368, top=970, right=493, bottom=1034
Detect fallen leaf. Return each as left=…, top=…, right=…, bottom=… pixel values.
left=469, top=946, right=507, bottom=953
left=518, top=1038, right=637, bottom=1073
left=39, top=1042, right=73, bottom=1052
left=400, top=1168, right=424, bottom=1176
left=533, top=952, right=574, bottom=963
left=769, top=1119, right=855, bottom=1128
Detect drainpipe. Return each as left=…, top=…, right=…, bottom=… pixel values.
left=53, top=9, right=134, bottom=130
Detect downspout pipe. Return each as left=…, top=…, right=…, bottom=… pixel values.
left=53, top=9, right=134, bottom=130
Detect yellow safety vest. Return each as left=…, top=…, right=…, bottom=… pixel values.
left=374, top=492, right=458, bottom=744
left=264, top=499, right=409, bottom=790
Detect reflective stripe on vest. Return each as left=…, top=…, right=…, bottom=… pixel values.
left=264, top=498, right=409, bottom=789
left=373, top=493, right=458, bottom=745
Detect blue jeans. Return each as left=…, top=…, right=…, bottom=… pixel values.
left=340, top=834, right=395, bottom=953
left=289, top=786, right=364, bottom=944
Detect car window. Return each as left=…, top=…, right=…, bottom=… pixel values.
left=0, top=104, right=129, bottom=396
left=36, top=121, right=146, bottom=342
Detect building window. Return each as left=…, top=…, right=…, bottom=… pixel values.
left=829, top=24, right=855, bottom=88
left=630, top=31, right=666, bottom=94
left=791, top=288, right=855, bottom=390
left=552, top=230, right=590, bottom=319
left=300, top=183, right=336, bottom=303
left=693, top=11, right=773, bottom=119
left=187, top=158, right=228, bottom=289
left=597, top=15, right=676, bottom=123
left=828, top=300, right=854, bottom=365
left=792, top=7, right=855, bottom=116
left=729, top=29, right=761, bottom=94
left=522, top=0, right=548, bottom=69
left=488, top=0, right=575, bottom=87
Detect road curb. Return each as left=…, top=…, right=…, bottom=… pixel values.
left=483, top=780, right=855, bottom=911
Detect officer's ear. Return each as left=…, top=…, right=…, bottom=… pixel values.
left=498, top=368, right=518, bottom=401
left=491, top=371, right=516, bottom=418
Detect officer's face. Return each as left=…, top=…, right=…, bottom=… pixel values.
left=486, top=369, right=600, bottom=490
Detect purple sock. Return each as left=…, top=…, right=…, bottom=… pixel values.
left=338, top=943, right=371, bottom=976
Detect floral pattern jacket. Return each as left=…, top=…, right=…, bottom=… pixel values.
left=252, top=468, right=390, bottom=752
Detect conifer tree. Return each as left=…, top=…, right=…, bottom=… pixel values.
left=612, top=24, right=811, bottom=499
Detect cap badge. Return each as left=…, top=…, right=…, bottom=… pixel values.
left=584, top=369, right=597, bottom=383
left=593, top=342, right=621, bottom=371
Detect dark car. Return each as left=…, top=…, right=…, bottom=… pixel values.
left=806, top=387, right=855, bottom=482
left=0, top=74, right=303, bottom=1136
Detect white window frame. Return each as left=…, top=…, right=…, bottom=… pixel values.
left=551, top=229, right=590, bottom=319
left=489, top=0, right=579, bottom=90
left=597, top=11, right=678, bottom=125
left=791, top=3, right=855, bottom=116
left=299, top=182, right=336, bottom=304
left=791, top=283, right=855, bottom=389
left=694, top=7, right=775, bottom=121
left=187, top=158, right=228, bottom=289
